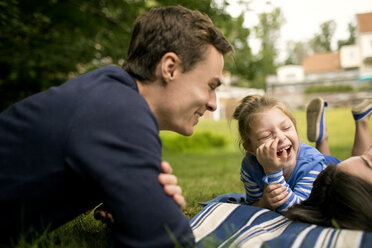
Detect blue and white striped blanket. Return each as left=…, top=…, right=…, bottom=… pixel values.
left=190, top=202, right=372, bottom=247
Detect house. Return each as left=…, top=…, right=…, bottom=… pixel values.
left=266, top=11, right=372, bottom=108
left=340, top=44, right=360, bottom=69
left=357, top=12, right=372, bottom=75
left=276, top=65, right=304, bottom=83
left=302, top=51, right=341, bottom=75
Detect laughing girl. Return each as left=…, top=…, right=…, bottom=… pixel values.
left=232, top=95, right=339, bottom=213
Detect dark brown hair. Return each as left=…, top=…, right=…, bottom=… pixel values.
left=286, top=164, right=372, bottom=231
left=122, top=5, right=233, bottom=82
left=232, top=95, right=297, bottom=151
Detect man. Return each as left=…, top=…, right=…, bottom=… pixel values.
left=0, top=5, right=233, bottom=247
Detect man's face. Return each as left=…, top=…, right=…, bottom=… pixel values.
left=159, top=45, right=224, bottom=136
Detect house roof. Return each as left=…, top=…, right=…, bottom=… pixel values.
left=357, top=12, right=372, bottom=33
left=302, top=51, right=341, bottom=74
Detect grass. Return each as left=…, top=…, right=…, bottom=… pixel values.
left=11, top=107, right=372, bottom=247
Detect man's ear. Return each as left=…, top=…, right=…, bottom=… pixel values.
left=159, top=52, right=180, bottom=83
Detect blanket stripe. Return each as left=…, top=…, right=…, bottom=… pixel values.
left=190, top=203, right=372, bottom=248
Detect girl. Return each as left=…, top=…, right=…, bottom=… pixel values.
left=232, top=95, right=339, bottom=213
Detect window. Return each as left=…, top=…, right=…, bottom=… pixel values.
left=349, top=51, right=354, bottom=59
left=286, top=73, right=295, bottom=79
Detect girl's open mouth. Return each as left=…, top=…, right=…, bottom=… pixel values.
left=277, top=145, right=292, bottom=158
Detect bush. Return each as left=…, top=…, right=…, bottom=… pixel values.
left=305, top=85, right=353, bottom=94
left=161, top=131, right=228, bottom=152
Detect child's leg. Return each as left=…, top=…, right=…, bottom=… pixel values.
left=351, top=99, right=372, bottom=156
left=316, top=122, right=330, bottom=155
left=306, top=97, right=331, bottom=154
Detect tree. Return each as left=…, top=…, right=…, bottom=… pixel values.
left=309, top=20, right=336, bottom=53
left=284, top=41, right=310, bottom=65
left=0, top=0, right=255, bottom=110
left=167, top=0, right=255, bottom=82
left=0, top=0, right=148, bottom=110
left=211, top=0, right=255, bottom=83
left=337, top=22, right=356, bottom=49
left=252, top=7, right=285, bottom=89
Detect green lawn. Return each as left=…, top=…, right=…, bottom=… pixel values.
left=13, top=107, right=372, bottom=247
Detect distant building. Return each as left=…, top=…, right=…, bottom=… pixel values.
left=276, top=65, right=304, bottom=83
left=267, top=11, right=372, bottom=95
left=340, top=45, right=360, bottom=69
left=302, top=51, right=341, bottom=75
left=266, top=11, right=372, bottom=109
left=357, top=12, right=372, bottom=75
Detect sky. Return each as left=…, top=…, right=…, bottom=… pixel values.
left=223, top=0, right=372, bottom=61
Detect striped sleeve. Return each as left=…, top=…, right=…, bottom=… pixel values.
left=240, top=167, right=263, bottom=204
left=263, top=167, right=323, bottom=213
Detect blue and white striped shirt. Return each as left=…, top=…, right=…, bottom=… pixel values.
left=240, top=143, right=328, bottom=213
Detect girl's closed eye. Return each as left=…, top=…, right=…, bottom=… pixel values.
left=258, top=133, right=271, bottom=140
left=282, top=125, right=292, bottom=130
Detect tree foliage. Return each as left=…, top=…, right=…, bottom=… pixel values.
left=337, top=22, right=356, bottom=49
left=284, top=41, right=310, bottom=65
left=252, top=7, right=284, bottom=89
left=309, top=20, right=336, bottom=53
left=284, top=20, right=357, bottom=66
left=0, top=0, right=148, bottom=110
left=0, top=0, right=256, bottom=110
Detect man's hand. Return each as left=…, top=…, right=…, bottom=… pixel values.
left=84, top=204, right=114, bottom=224
left=255, top=184, right=289, bottom=211
left=256, top=138, right=287, bottom=174
left=158, top=161, right=186, bottom=209
left=93, top=205, right=114, bottom=224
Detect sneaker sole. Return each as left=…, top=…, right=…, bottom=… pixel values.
left=352, top=100, right=372, bottom=121
left=306, top=98, right=324, bottom=142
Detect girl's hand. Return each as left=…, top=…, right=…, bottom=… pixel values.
left=259, top=183, right=289, bottom=211
left=158, top=161, right=186, bottom=209
left=256, top=137, right=288, bottom=174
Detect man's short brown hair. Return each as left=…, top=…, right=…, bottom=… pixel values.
left=123, top=5, right=233, bottom=82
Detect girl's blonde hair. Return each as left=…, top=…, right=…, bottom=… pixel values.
left=232, top=95, right=297, bottom=151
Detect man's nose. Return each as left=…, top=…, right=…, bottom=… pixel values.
left=207, top=91, right=217, bottom=112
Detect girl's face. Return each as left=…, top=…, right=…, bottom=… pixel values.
left=247, top=107, right=300, bottom=170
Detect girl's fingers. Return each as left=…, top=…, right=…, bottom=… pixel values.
left=271, top=194, right=289, bottom=209
left=266, top=184, right=288, bottom=206
left=270, top=137, right=279, bottom=151
left=275, top=193, right=289, bottom=207
left=272, top=190, right=288, bottom=202
left=279, top=148, right=288, bottom=162
left=266, top=183, right=284, bottom=193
